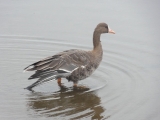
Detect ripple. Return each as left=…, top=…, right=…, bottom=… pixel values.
left=0, top=35, right=148, bottom=119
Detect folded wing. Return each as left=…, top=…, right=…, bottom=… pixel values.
left=24, top=49, right=91, bottom=89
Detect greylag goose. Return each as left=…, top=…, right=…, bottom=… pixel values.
left=24, top=23, right=115, bottom=90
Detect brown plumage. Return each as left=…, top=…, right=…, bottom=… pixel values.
left=24, top=23, right=115, bottom=90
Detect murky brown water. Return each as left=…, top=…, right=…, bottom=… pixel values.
left=0, top=0, right=160, bottom=120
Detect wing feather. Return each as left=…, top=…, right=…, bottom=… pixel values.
left=24, top=49, right=92, bottom=89
left=24, top=49, right=91, bottom=79
left=24, top=49, right=91, bottom=72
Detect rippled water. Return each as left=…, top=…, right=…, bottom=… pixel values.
left=0, top=0, right=160, bottom=120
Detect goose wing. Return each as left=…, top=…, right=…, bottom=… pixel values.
left=24, top=49, right=92, bottom=79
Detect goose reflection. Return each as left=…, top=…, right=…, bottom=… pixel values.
left=27, top=88, right=104, bottom=119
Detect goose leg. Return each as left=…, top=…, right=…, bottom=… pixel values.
left=57, top=78, right=67, bottom=90
left=57, top=78, right=62, bottom=86
left=73, top=83, right=78, bottom=87
left=73, top=82, right=89, bottom=90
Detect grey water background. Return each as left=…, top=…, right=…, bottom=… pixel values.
left=0, top=0, right=160, bottom=120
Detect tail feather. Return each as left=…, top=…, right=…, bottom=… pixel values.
left=23, top=65, right=35, bottom=72
left=25, top=69, right=71, bottom=90
left=28, top=70, right=56, bottom=79
left=23, top=55, right=61, bottom=72
left=26, top=75, right=57, bottom=90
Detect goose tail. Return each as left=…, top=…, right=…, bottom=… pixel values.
left=25, top=69, right=71, bottom=91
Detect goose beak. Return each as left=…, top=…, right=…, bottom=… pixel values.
left=108, top=27, right=115, bottom=34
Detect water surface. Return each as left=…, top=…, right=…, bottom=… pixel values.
left=0, top=0, right=160, bottom=120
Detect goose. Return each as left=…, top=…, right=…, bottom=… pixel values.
left=24, top=23, right=115, bottom=90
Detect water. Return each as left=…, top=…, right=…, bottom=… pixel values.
left=0, top=0, right=160, bottom=120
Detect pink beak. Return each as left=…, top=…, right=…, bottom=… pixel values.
left=108, top=27, right=115, bottom=34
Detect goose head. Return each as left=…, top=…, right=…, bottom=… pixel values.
left=95, top=23, right=115, bottom=34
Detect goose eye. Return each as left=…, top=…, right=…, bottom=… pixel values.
left=105, top=26, right=108, bottom=29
